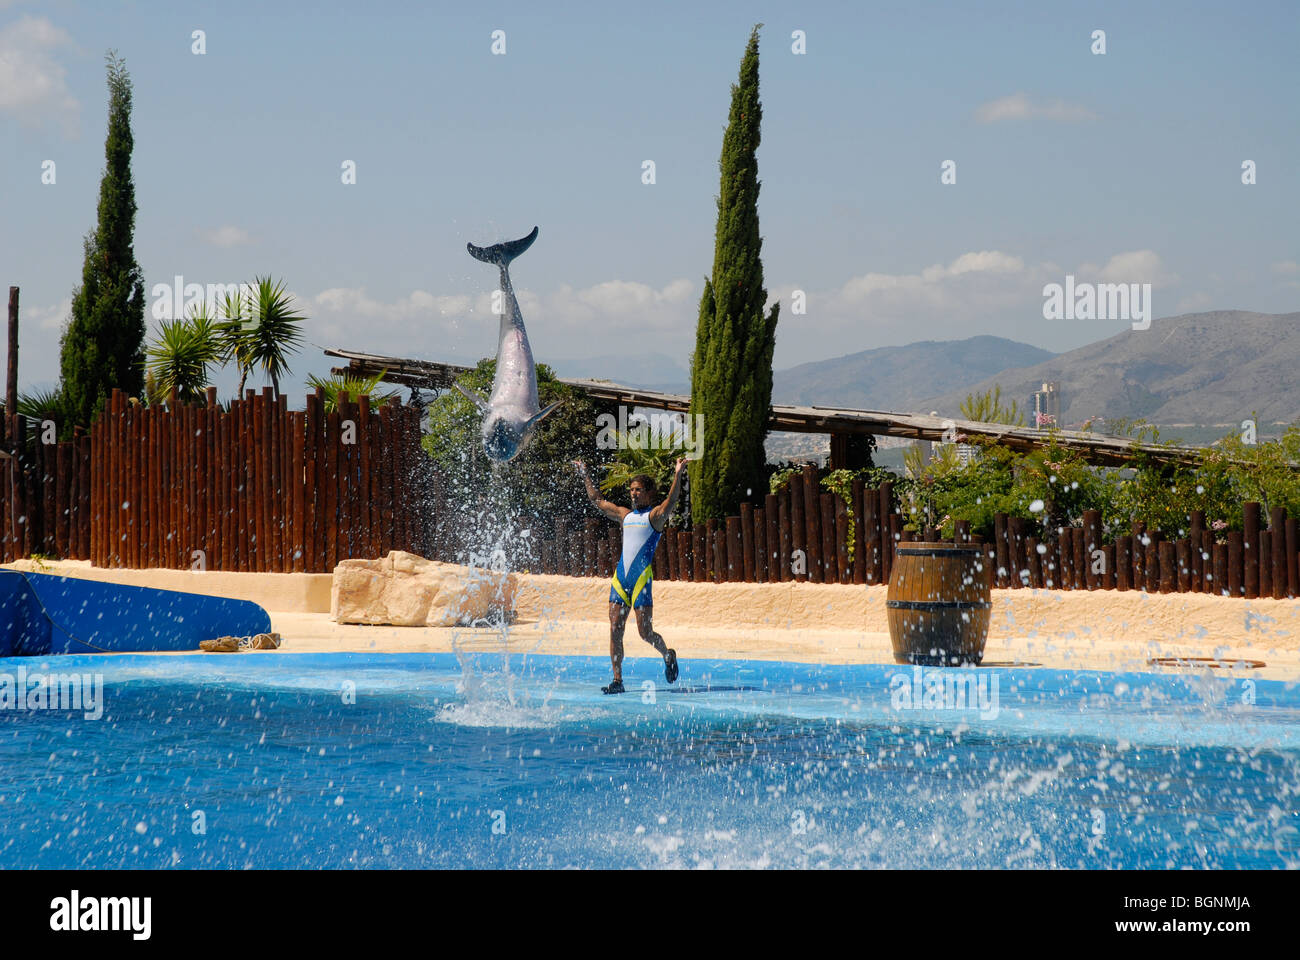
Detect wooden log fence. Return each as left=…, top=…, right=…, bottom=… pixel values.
left=10, top=397, right=1300, bottom=601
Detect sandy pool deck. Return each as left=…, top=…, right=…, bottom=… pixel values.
left=7, top=560, right=1300, bottom=681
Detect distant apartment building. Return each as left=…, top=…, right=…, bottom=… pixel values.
left=1031, top=381, right=1061, bottom=429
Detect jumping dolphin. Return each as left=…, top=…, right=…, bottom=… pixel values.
left=456, top=226, right=562, bottom=462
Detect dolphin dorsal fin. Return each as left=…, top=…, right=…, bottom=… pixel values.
left=525, top=399, right=563, bottom=433
left=453, top=381, right=491, bottom=414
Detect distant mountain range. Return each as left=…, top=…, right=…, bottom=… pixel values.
left=549, top=310, right=1300, bottom=432
left=772, top=336, right=1056, bottom=412
left=919, top=311, right=1300, bottom=426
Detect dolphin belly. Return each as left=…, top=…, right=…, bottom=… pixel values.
left=464, top=226, right=561, bottom=462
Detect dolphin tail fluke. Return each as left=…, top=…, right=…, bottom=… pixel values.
left=467, top=226, right=539, bottom=266
left=525, top=400, right=563, bottom=433
left=453, top=381, right=491, bottom=414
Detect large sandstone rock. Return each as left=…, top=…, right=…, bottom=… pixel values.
left=331, top=551, right=518, bottom=626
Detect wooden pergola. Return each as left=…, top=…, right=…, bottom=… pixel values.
left=324, top=347, right=1216, bottom=469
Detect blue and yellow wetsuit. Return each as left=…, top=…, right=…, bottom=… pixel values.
left=610, top=507, right=661, bottom=609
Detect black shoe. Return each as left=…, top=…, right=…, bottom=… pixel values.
left=601, top=679, right=625, bottom=695
left=664, top=649, right=678, bottom=684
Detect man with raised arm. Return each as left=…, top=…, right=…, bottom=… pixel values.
left=572, top=457, right=687, bottom=695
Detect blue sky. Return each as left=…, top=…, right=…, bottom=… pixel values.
left=1, top=0, right=1296, bottom=399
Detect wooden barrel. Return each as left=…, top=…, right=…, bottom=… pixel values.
left=886, top=541, right=991, bottom=666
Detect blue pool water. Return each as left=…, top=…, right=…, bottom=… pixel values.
left=1, top=652, right=1298, bottom=869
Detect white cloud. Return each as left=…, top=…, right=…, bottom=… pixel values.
left=1272, top=260, right=1300, bottom=276
left=24, top=297, right=71, bottom=332
left=199, top=225, right=253, bottom=248
left=975, top=92, right=1098, bottom=124
left=1087, top=249, right=1178, bottom=287
left=0, top=16, right=79, bottom=135
left=840, top=250, right=1026, bottom=302
left=307, top=278, right=698, bottom=362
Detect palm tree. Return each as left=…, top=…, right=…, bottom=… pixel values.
left=600, top=429, right=691, bottom=525
left=218, top=277, right=305, bottom=399
left=306, top=370, right=401, bottom=414
left=146, top=303, right=221, bottom=404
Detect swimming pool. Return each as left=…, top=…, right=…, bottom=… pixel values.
left=2, top=652, right=1297, bottom=869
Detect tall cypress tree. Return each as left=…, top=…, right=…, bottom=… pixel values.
left=60, top=51, right=146, bottom=428
left=689, top=24, right=780, bottom=522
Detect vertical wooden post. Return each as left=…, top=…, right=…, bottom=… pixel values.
left=1288, top=518, right=1299, bottom=598
left=1025, top=536, right=1042, bottom=587
left=711, top=521, right=725, bottom=584
left=291, top=410, right=306, bottom=571
left=851, top=479, right=866, bottom=585
left=1214, top=542, right=1229, bottom=596
left=994, top=514, right=1009, bottom=588
left=833, top=493, right=850, bottom=583
left=819, top=493, right=837, bottom=584
left=608, top=527, right=620, bottom=578
left=1008, top=516, right=1026, bottom=587
left=5, top=287, right=17, bottom=418
left=1227, top=531, right=1243, bottom=597
left=777, top=495, right=792, bottom=582
left=740, top=502, right=755, bottom=583
left=788, top=476, right=806, bottom=583
left=554, top=519, right=569, bottom=576
left=878, top=482, right=893, bottom=582
left=1243, top=502, right=1260, bottom=599
left=356, top=396, right=371, bottom=561
left=726, top=515, right=742, bottom=582
left=1056, top=528, right=1072, bottom=590
left=862, top=488, right=880, bottom=585
left=1116, top=535, right=1132, bottom=591
left=802, top=464, right=822, bottom=583
left=753, top=507, right=767, bottom=583
left=1189, top=510, right=1205, bottom=592
left=1083, top=509, right=1102, bottom=590
left=693, top=525, right=707, bottom=582
left=596, top=535, right=610, bottom=578
left=1144, top=534, right=1160, bottom=594
left=678, top=529, right=693, bottom=582
left=585, top=518, right=600, bottom=578
left=1270, top=506, right=1286, bottom=600
left=764, top=493, right=780, bottom=583
left=1176, top=538, right=1192, bottom=592
left=1259, top=529, right=1273, bottom=598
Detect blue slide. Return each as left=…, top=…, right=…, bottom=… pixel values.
left=0, top=570, right=272, bottom=657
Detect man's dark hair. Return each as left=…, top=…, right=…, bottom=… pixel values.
left=629, top=474, right=658, bottom=500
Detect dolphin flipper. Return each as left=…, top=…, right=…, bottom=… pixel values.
left=453, top=381, right=491, bottom=414
left=467, top=226, right=539, bottom=266
left=525, top=399, right=563, bottom=434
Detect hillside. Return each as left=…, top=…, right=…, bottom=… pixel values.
left=771, top=336, right=1056, bottom=410
left=920, top=311, right=1300, bottom=425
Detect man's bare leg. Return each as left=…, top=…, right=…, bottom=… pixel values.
left=608, top=601, right=630, bottom=682
left=634, top=607, right=668, bottom=656
left=636, top=607, right=677, bottom=683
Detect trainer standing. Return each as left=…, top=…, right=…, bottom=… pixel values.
left=573, top=457, right=686, bottom=694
